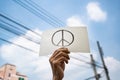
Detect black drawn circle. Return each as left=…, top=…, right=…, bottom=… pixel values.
left=51, top=29, right=74, bottom=47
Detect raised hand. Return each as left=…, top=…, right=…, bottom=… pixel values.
left=49, top=48, right=70, bottom=80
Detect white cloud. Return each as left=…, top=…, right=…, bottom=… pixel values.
left=104, top=57, right=120, bottom=80
left=0, top=29, right=51, bottom=79
left=25, top=29, right=42, bottom=43
left=66, top=16, right=86, bottom=27
left=1, top=28, right=120, bottom=80
left=86, top=2, right=107, bottom=22
left=105, top=57, right=120, bottom=72
left=0, top=32, right=92, bottom=80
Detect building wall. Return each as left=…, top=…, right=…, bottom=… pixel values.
left=0, top=64, right=28, bottom=80
left=4, top=64, right=17, bottom=80
left=0, top=70, right=4, bottom=79
left=0, top=65, right=5, bottom=79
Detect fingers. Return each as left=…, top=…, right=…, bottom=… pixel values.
left=54, top=52, right=70, bottom=60
left=58, top=48, right=70, bottom=54
left=52, top=56, right=69, bottom=68
left=49, top=48, right=70, bottom=63
left=53, top=48, right=70, bottom=57
left=50, top=48, right=70, bottom=59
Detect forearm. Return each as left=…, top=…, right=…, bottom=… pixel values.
left=52, top=68, right=63, bottom=80
left=50, top=48, right=70, bottom=80
left=53, top=75, right=62, bottom=80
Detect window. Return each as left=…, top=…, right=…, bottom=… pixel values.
left=0, top=77, right=3, bottom=80
left=8, top=73, right=11, bottom=77
left=19, top=77, right=24, bottom=80
left=10, top=68, right=13, bottom=70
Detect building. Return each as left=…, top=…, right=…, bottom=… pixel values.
left=0, top=63, right=28, bottom=80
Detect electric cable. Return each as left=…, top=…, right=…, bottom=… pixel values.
left=78, top=54, right=103, bottom=68
left=0, top=23, right=40, bottom=44
left=70, top=61, right=92, bottom=69
left=0, top=13, right=41, bottom=37
left=13, top=0, right=59, bottom=28
left=70, top=55, right=103, bottom=68
left=0, top=37, right=38, bottom=53
left=25, top=0, right=65, bottom=27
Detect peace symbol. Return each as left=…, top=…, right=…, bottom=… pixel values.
left=51, top=29, right=74, bottom=47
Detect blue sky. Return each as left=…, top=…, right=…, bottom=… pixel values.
left=0, top=0, right=120, bottom=80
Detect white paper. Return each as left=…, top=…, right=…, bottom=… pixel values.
left=40, top=27, right=90, bottom=56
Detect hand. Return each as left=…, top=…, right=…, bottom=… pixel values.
left=49, top=48, right=70, bottom=80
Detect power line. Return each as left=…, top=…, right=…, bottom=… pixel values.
left=70, top=55, right=103, bottom=69
left=0, top=37, right=38, bottom=54
left=12, top=0, right=60, bottom=28
left=0, top=20, right=26, bottom=34
left=25, top=0, right=65, bottom=26
left=71, top=61, right=91, bottom=68
left=70, top=55, right=91, bottom=64
left=85, top=70, right=105, bottom=80
left=78, top=54, right=90, bottom=59
left=0, top=22, right=40, bottom=44
left=0, top=19, right=27, bottom=37
left=0, top=19, right=40, bottom=44
left=0, top=13, right=41, bottom=37
left=85, top=74, right=101, bottom=80
left=47, top=55, right=91, bottom=68
left=78, top=54, right=103, bottom=68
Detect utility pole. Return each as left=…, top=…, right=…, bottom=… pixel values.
left=97, top=41, right=110, bottom=80
left=90, top=54, right=99, bottom=80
